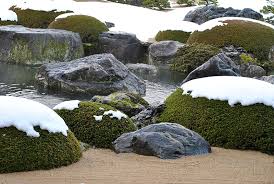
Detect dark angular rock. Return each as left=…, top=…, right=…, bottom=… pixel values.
left=36, top=54, right=146, bottom=95
left=113, top=123, right=211, bottom=159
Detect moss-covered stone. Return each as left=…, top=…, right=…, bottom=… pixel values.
left=0, top=127, right=82, bottom=173
left=158, top=89, right=274, bottom=155
left=10, top=6, right=71, bottom=28
left=0, top=20, right=17, bottom=26
left=171, top=43, right=220, bottom=73
left=187, top=20, right=274, bottom=65
left=155, top=30, right=191, bottom=43
left=48, top=15, right=109, bottom=54
left=56, top=102, right=136, bottom=148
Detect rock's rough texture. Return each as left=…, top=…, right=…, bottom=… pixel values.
left=240, top=64, right=266, bottom=78
left=126, top=63, right=158, bottom=75
left=91, top=92, right=149, bottom=117
left=36, top=54, right=146, bottom=95
left=149, top=41, right=184, bottom=66
left=183, top=53, right=240, bottom=83
left=113, top=123, right=211, bottom=159
left=221, top=45, right=247, bottom=65
left=270, top=46, right=274, bottom=62
left=0, top=25, right=84, bottom=65
left=255, top=75, right=274, bottom=85
left=99, top=31, right=146, bottom=63
left=184, top=6, right=263, bottom=24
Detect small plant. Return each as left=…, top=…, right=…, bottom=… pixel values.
left=240, top=53, right=258, bottom=64
left=155, top=30, right=191, bottom=43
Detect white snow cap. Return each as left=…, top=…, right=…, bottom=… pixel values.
left=196, top=17, right=274, bottom=32
left=181, top=76, right=274, bottom=108
left=0, top=96, right=68, bottom=137
left=103, top=110, right=128, bottom=120
left=93, top=115, right=103, bottom=122
left=53, top=100, right=80, bottom=111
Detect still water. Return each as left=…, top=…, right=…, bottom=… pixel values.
left=0, top=63, right=186, bottom=108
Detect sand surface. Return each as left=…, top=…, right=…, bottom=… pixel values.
left=0, top=147, right=273, bottom=184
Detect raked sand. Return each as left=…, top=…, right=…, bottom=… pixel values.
left=0, top=147, right=273, bottom=184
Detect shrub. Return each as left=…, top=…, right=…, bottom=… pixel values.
left=0, top=127, right=81, bottom=173
left=171, top=43, right=220, bottom=73
left=187, top=20, right=274, bottom=63
left=155, top=30, right=191, bottom=43
left=158, top=88, right=274, bottom=154
left=48, top=15, right=109, bottom=54
left=0, top=20, right=17, bottom=26
left=10, top=7, right=71, bottom=28
left=56, top=102, right=136, bottom=148
left=142, top=0, right=171, bottom=10
left=177, top=0, right=195, bottom=6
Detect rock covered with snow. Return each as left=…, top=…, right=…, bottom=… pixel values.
left=181, top=76, right=274, bottom=108
left=113, top=122, right=211, bottom=159
left=0, top=96, right=68, bottom=137
left=0, top=25, right=84, bottom=65
left=36, top=54, right=146, bottom=95
left=98, top=31, right=146, bottom=63
left=184, top=5, right=263, bottom=25
left=183, top=53, right=240, bottom=83
left=149, top=41, right=185, bottom=66
left=53, top=100, right=80, bottom=111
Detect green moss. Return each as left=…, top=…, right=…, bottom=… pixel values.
left=10, top=39, right=33, bottom=64
left=56, top=102, right=136, bottom=148
left=0, top=20, right=17, bottom=26
left=158, top=89, right=274, bottom=154
left=187, top=20, right=274, bottom=64
left=0, top=127, right=82, bottom=173
left=10, top=7, right=71, bottom=28
left=171, top=43, right=220, bottom=73
left=48, top=15, right=109, bottom=54
left=155, top=30, right=191, bottom=43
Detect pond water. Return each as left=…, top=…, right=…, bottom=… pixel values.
left=0, top=63, right=186, bottom=108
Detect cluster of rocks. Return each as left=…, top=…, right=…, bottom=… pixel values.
left=184, top=5, right=263, bottom=24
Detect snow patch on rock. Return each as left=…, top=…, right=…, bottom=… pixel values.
left=53, top=100, right=80, bottom=111
left=0, top=96, right=68, bottom=137
left=181, top=76, right=274, bottom=108
left=93, top=115, right=103, bottom=122
left=103, top=110, right=128, bottom=120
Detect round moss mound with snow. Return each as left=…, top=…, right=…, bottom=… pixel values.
left=49, top=15, right=109, bottom=54
left=187, top=18, right=274, bottom=65
left=159, top=77, right=274, bottom=154
left=155, top=30, right=191, bottom=43
left=55, top=101, right=136, bottom=148
left=0, top=96, right=82, bottom=173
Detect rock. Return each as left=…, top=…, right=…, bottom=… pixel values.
left=98, top=31, right=146, bottom=63
left=36, top=54, right=146, bottom=95
left=269, top=46, right=274, bottom=62
left=183, top=53, right=240, bottom=83
left=126, top=63, right=158, bottom=75
left=221, top=45, right=247, bottom=65
left=131, top=104, right=165, bottom=129
left=113, top=123, right=211, bottom=159
left=148, top=41, right=185, bottom=66
left=0, top=25, right=84, bottom=65
left=255, top=75, right=274, bottom=85
left=184, top=6, right=263, bottom=25
left=105, top=21, right=115, bottom=28
left=91, top=92, right=149, bottom=117
left=240, top=64, right=266, bottom=78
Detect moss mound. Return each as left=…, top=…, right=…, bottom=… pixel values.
left=0, top=20, right=17, bottom=26
left=159, top=89, right=274, bottom=154
left=155, top=30, right=191, bottom=43
left=56, top=102, right=136, bottom=148
left=49, top=15, right=109, bottom=54
left=171, top=43, right=220, bottom=73
left=10, top=7, right=70, bottom=28
left=187, top=20, right=274, bottom=63
left=0, top=127, right=81, bottom=173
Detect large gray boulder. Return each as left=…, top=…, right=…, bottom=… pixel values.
left=0, top=25, right=84, bottom=65
left=36, top=54, right=146, bottom=95
left=113, top=123, right=211, bottom=159
left=126, top=63, right=158, bottom=75
left=255, top=75, right=274, bottom=85
left=184, top=6, right=263, bottom=24
left=98, top=31, right=146, bottom=63
left=183, top=53, right=240, bottom=83
left=240, top=64, right=266, bottom=78
left=149, top=41, right=184, bottom=66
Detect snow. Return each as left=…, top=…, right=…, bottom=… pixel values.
left=53, top=100, right=80, bottom=111
left=197, top=17, right=274, bottom=32
left=181, top=76, right=274, bottom=108
left=93, top=115, right=103, bottom=122
left=0, top=96, right=68, bottom=137
left=103, top=110, right=128, bottom=120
